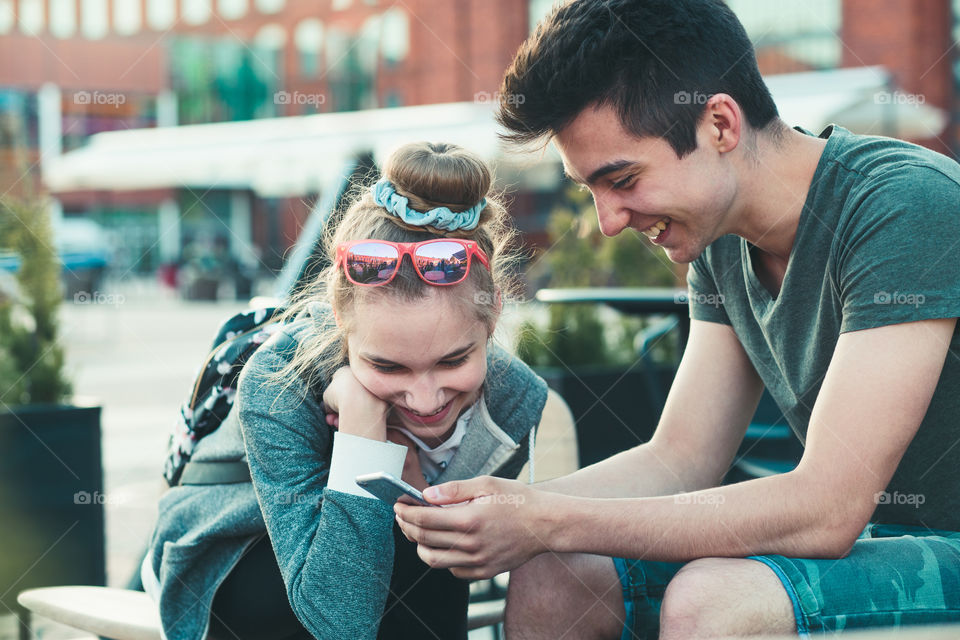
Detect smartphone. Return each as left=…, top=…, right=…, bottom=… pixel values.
left=355, top=471, right=434, bottom=507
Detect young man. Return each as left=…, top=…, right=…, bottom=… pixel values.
left=395, top=1, right=960, bottom=637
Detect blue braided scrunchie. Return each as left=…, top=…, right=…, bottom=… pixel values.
left=372, top=178, right=486, bottom=232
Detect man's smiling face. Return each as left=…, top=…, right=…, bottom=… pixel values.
left=554, top=102, right=739, bottom=265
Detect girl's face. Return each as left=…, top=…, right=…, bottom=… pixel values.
left=345, top=289, right=491, bottom=448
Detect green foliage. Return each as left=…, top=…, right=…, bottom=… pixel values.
left=0, top=196, right=71, bottom=406
left=517, top=183, right=676, bottom=368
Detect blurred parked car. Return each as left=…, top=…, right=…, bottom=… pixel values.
left=56, top=218, right=112, bottom=298
left=0, top=217, right=112, bottom=299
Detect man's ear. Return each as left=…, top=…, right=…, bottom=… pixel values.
left=703, top=93, right=742, bottom=154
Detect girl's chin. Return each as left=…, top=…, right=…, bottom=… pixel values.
left=389, top=390, right=480, bottom=441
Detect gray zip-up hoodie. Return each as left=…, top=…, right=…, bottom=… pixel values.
left=143, top=304, right=548, bottom=640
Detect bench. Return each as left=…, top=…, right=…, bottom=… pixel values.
left=17, top=586, right=505, bottom=639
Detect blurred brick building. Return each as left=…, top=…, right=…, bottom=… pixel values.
left=0, top=0, right=528, bottom=276
left=1, top=0, right=958, bottom=280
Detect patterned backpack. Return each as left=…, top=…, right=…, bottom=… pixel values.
left=162, top=306, right=288, bottom=486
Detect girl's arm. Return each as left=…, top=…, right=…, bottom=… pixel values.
left=236, top=348, right=403, bottom=640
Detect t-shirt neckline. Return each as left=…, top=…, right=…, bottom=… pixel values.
left=742, top=124, right=844, bottom=308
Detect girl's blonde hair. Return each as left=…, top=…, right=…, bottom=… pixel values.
left=268, top=142, right=521, bottom=398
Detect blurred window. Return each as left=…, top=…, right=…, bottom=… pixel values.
left=86, top=207, right=159, bottom=274
left=0, top=0, right=12, bottom=34
left=528, top=0, right=841, bottom=72
left=529, top=0, right=556, bottom=32
left=254, top=0, right=284, bottom=14
left=147, top=0, right=175, bottom=30
left=381, top=8, right=408, bottom=65
left=218, top=0, right=247, bottom=20
left=61, top=93, right=157, bottom=152
left=171, top=35, right=277, bottom=122
left=726, top=0, right=841, bottom=71
left=358, top=14, right=380, bottom=79
left=169, top=37, right=216, bottom=123
left=182, top=0, right=212, bottom=25
left=955, top=0, right=960, bottom=40
left=81, top=0, right=108, bottom=39
left=49, top=0, right=77, bottom=37
left=113, top=0, right=141, bottom=35
left=18, top=0, right=44, bottom=34
left=326, top=25, right=376, bottom=110
left=0, top=89, right=39, bottom=148
left=255, top=22, right=286, bottom=49
left=295, top=18, right=324, bottom=77
left=254, top=25, right=285, bottom=116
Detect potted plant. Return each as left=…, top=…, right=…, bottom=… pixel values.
left=517, top=183, right=680, bottom=466
left=0, top=168, right=105, bottom=618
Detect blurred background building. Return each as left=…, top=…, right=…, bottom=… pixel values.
left=1, top=0, right=958, bottom=295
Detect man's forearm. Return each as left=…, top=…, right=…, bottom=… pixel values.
left=534, top=470, right=856, bottom=562
left=537, top=440, right=715, bottom=499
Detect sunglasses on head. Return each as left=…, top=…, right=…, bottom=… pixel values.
left=334, top=239, right=490, bottom=287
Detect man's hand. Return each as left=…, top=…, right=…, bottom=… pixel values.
left=322, top=366, right=389, bottom=441
left=394, top=476, right=556, bottom=579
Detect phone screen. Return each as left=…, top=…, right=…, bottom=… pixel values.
left=355, top=472, right=434, bottom=507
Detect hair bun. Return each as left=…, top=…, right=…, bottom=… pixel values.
left=383, top=142, right=491, bottom=214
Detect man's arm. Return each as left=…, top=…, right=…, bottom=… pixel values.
left=536, top=319, right=764, bottom=498
left=396, top=318, right=955, bottom=579
left=394, top=318, right=765, bottom=574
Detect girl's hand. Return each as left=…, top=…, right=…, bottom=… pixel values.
left=386, top=428, right=428, bottom=491
left=322, top=366, right=389, bottom=441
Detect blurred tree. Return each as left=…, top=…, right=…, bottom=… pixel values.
left=517, top=182, right=676, bottom=368
left=0, top=196, right=71, bottom=405
left=0, top=119, right=71, bottom=406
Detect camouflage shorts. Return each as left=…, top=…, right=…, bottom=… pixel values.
left=613, top=523, right=960, bottom=638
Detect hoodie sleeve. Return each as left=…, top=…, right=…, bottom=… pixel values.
left=236, top=344, right=398, bottom=640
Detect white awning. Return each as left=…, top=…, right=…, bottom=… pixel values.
left=44, top=66, right=947, bottom=197
left=765, top=65, right=947, bottom=139
left=44, top=102, right=507, bottom=197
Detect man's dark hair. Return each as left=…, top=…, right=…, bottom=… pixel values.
left=497, top=0, right=780, bottom=157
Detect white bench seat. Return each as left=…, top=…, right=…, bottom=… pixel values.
left=18, top=586, right=504, bottom=639
left=18, top=587, right=161, bottom=640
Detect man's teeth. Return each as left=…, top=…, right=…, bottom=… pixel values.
left=642, top=219, right=669, bottom=239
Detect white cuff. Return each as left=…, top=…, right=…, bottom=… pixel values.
left=327, top=432, right=407, bottom=498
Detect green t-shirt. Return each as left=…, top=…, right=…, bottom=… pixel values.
left=688, top=125, right=960, bottom=530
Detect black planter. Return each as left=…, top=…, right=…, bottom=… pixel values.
left=539, top=366, right=802, bottom=478
left=0, top=401, right=105, bottom=612
left=538, top=365, right=677, bottom=468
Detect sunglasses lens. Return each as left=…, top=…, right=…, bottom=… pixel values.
left=414, top=241, right=470, bottom=285
left=344, top=242, right=400, bottom=285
